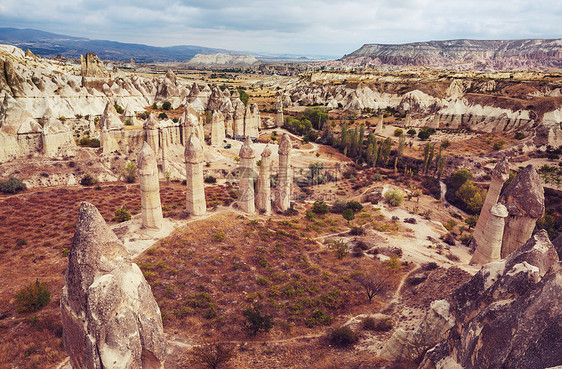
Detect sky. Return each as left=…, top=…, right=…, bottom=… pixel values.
left=0, top=0, right=561, bottom=57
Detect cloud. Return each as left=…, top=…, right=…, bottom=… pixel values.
left=1, top=0, right=561, bottom=56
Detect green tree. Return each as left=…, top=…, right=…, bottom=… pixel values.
left=342, top=208, right=355, bottom=224
left=242, top=303, right=274, bottom=336
left=15, top=279, right=51, bottom=313
left=162, top=101, right=172, bottom=110
left=121, top=161, right=137, bottom=183
left=238, top=89, right=249, bottom=106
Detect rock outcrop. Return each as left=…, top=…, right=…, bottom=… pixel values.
left=238, top=137, right=256, bottom=213
left=80, top=53, right=109, bottom=78
left=60, top=202, right=166, bottom=369
left=138, top=142, right=163, bottom=230
left=499, top=164, right=545, bottom=258
left=418, top=230, right=561, bottom=369
left=185, top=134, right=206, bottom=216
left=255, top=145, right=272, bottom=214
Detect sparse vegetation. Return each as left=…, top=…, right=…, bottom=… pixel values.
left=114, top=206, right=131, bottom=222
left=121, top=161, right=137, bottom=183
left=0, top=177, right=26, bottom=194
left=15, top=280, right=51, bottom=313
left=328, top=326, right=358, bottom=347
left=80, top=172, right=98, bottom=186
left=242, top=303, right=274, bottom=336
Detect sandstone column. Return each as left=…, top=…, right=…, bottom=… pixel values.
left=276, top=133, right=292, bottom=211
left=225, top=113, right=234, bottom=138
left=256, top=145, right=272, bottom=214
left=238, top=137, right=256, bottom=213
left=499, top=164, right=545, bottom=258
left=61, top=202, right=166, bottom=369
left=233, top=103, right=245, bottom=138
left=160, top=127, right=169, bottom=176
left=143, top=114, right=159, bottom=154
left=275, top=96, right=284, bottom=127
left=376, top=114, right=384, bottom=135
left=138, top=142, right=163, bottom=230
left=470, top=203, right=508, bottom=265
left=471, top=157, right=510, bottom=250
left=210, top=110, right=226, bottom=146
left=185, top=134, right=206, bottom=216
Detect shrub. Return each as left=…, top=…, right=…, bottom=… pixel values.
left=213, top=231, right=226, bottom=242
left=0, top=177, right=26, bottom=194
left=514, top=131, right=525, bottom=140
left=329, top=239, right=349, bottom=259
left=394, top=128, right=404, bottom=137
left=188, top=341, right=235, bottom=369
left=78, top=137, right=100, bottom=148
left=328, top=326, right=358, bottom=347
left=342, top=208, right=355, bottom=223
left=312, top=200, right=329, bottom=214
left=349, top=226, right=366, bottom=236
left=80, top=173, right=98, bottom=186
left=15, top=280, right=51, bottom=313
left=158, top=112, right=168, bottom=119
left=384, top=189, right=404, bottom=207
left=242, top=303, right=274, bottom=336
left=493, top=140, right=506, bottom=150
left=204, top=176, right=217, bottom=184
left=306, top=309, right=333, bottom=327
left=114, top=206, right=131, bottom=222
left=124, top=119, right=132, bottom=126
left=407, top=128, right=416, bottom=136
left=121, top=161, right=137, bottom=183
left=346, top=200, right=363, bottom=213
left=162, top=101, right=172, bottom=111
left=331, top=200, right=347, bottom=213
left=114, top=103, right=124, bottom=114
left=362, top=316, right=393, bottom=331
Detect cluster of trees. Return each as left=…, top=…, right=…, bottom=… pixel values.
left=446, top=169, right=487, bottom=214
left=283, top=107, right=328, bottom=143
left=420, top=140, right=450, bottom=178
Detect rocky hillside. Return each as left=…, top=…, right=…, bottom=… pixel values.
left=187, top=53, right=260, bottom=67
left=342, top=39, right=562, bottom=70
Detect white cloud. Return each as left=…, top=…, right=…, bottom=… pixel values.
left=0, top=0, right=560, bottom=56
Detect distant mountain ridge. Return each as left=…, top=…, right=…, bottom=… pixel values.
left=342, top=39, right=562, bottom=70
left=0, top=27, right=235, bottom=62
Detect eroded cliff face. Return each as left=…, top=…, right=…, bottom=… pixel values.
left=381, top=230, right=562, bottom=369
left=342, top=39, right=562, bottom=70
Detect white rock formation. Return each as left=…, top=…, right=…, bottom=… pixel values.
left=233, top=102, right=245, bottom=138
left=471, top=157, right=510, bottom=255
left=143, top=114, right=160, bottom=154
left=275, top=95, right=284, bottom=127
left=210, top=110, right=225, bottom=146
left=275, top=133, right=292, bottom=211
left=185, top=134, right=206, bottom=216
left=244, top=103, right=260, bottom=138
left=238, top=137, right=256, bottom=213
left=471, top=203, right=509, bottom=264
left=255, top=145, right=272, bottom=214
left=376, top=114, right=384, bottom=134
left=138, top=142, right=163, bottom=230
left=60, top=202, right=166, bottom=369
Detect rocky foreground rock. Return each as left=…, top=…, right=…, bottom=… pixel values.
left=61, top=202, right=166, bottom=369
left=382, top=230, right=561, bottom=369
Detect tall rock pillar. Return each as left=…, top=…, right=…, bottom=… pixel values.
left=276, top=133, right=292, bottom=211
left=238, top=137, right=256, bottom=213
left=499, top=165, right=545, bottom=258
left=275, top=95, right=284, bottom=127
left=138, top=142, right=163, bottom=229
left=376, top=114, right=384, bottom=135
left=185, top=134, right=206, bottom=216
left=471, top=157, right=510, bottom=250
left=256, top=145, right=272, bottom=214
left=143, top=114, right=160, bottom=154
left=210, top=110, right=225, bottom=146
left=233, top=103, right=245, bottom=138
left=60, top=202, right=166, bottom=369
left=470, top=203, right=508, bottom=265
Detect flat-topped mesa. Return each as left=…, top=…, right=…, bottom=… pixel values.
left=238, top=137, right=256, bottom=213
left=276, top=133, right=292, bottom=212
left=470, top=203, right=508, bottom=264
left=499, top=164, right=545, bottom=258
left=471, top=157, right=511, bottom=251
left=210, top=110, right=226, bottom=146
left=256, top=145, right=272, bottom=214
left=185, top=134, right=206, bottom=216
left=60, top=202, right=166, bottom=369
left=143, top=114, right=160, bottom=154
left=138, top=142, right=163, bottom=230
left=80, top=53, right=109, bottom=78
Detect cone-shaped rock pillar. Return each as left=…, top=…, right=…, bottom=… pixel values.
left=143, top=114, right=160, bottom=154
left=471, top=203, right=508, bottom=264
left=471, top=157, right=510, bottom=251
left=185, top=134, right=206, bottom=216
left=276, top=133, right=292, bottom=211
left=256, top=145, right=272, bottom=214
left=238, top=137, right=256, bottom=213
left=138, top=142, right=163, bottom=229
left=60, top=202, right=167, bottom=369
